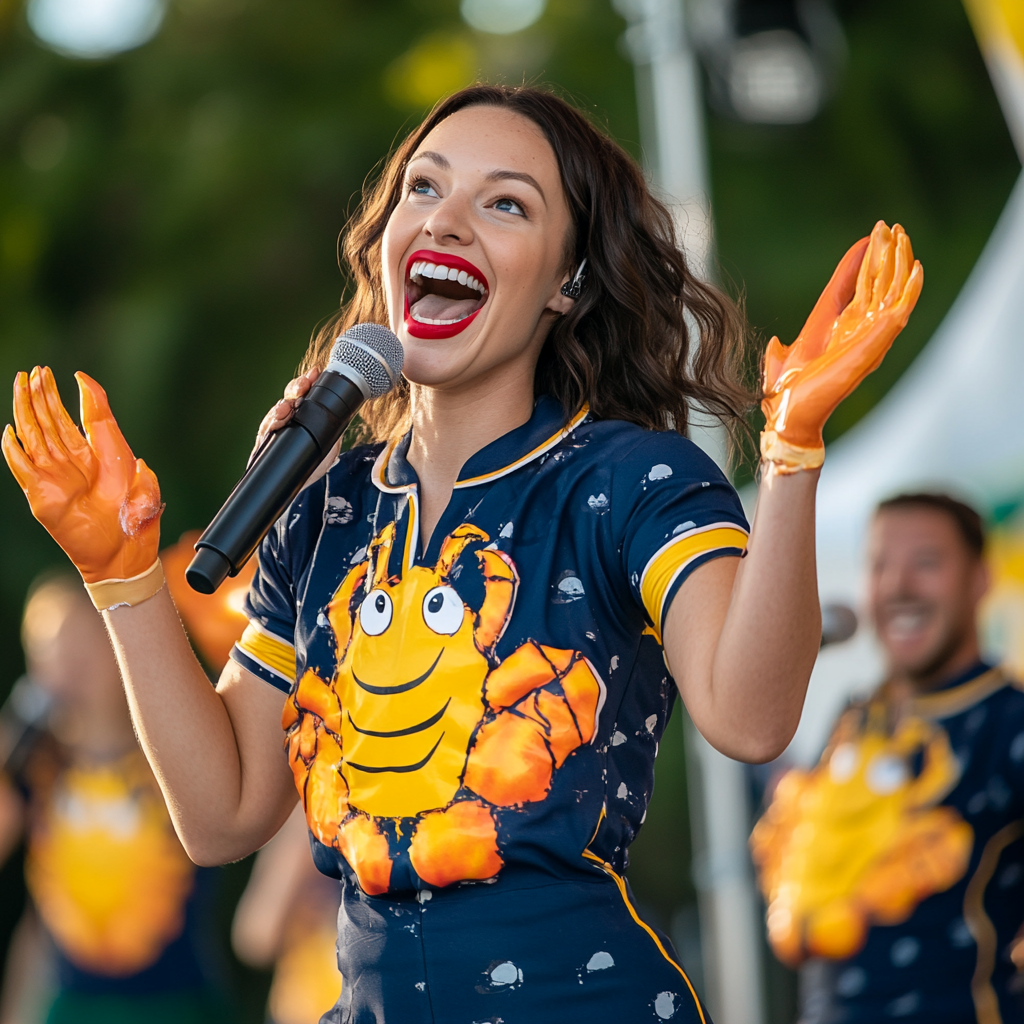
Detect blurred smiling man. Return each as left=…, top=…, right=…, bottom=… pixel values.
left=873, top=494, right=989, bottom=692
left=753, top=493, right=1024, bottom=1024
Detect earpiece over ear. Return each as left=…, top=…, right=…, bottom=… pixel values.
left=560, top=259, right=587, bottom=300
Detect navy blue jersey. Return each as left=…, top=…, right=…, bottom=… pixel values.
left=800, top=662, right=1024, bottom=1024
left=231, top=397, right=748, bottom=1022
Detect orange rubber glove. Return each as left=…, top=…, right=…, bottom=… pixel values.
left=761, top=221, right=923, bottom=473
left=2, top=367, right=163, bottom=584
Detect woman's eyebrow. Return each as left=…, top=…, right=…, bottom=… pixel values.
left=485, top=169, right=546, bottom=203
left=407, top=153, right=546, bottom=204
left=409, top=151, right=450, bottom=170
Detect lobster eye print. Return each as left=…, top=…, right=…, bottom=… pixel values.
left=422, top=586, right=464, bottom=635
left=359, top=589, right=393, bottom=635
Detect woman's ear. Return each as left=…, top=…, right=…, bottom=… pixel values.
left=546, top=285, right=576, bottom=316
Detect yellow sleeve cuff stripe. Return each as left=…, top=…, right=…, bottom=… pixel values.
left=235, top=622, right=296, bottom=684
left=640, top=524, right=749, bottom=638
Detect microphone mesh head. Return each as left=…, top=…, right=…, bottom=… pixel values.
left=328, top=323, right=404, bottom=399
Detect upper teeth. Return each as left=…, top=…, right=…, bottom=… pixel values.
left=410, top=261, right=487, bottom=294
left=888, top=611, right=928, bottom=637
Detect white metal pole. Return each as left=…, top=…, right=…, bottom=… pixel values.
left=615, top=2, right=766, bottom=1020
left=618, top=0, right=714, bottom=272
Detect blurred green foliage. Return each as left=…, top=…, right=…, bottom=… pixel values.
left=713, top=0, right=1018, bottom=449
left=0, top=0, right=1018, bottom=1018
left=0, top=0, right=638, bottom=668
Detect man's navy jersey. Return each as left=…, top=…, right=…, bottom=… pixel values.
left=231, top=396, right=748, bottom=1022
left=800, top=662, right=1024, bottom=1024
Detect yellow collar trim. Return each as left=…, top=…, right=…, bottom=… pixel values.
left=910, top=666, right=1008, bottom=721
left=453, top=404, right=590, bottom=488
left=370, top=405, right=591, bottom=494
left=370, top=440, right=413, bottom=495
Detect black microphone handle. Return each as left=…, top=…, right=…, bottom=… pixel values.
left=186, top=371, right=365, bottom=594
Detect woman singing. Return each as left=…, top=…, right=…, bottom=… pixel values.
left=3, top=85, right=921, bottom=1023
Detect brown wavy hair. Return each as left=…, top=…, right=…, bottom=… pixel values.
left=302, top=84, right=755, bottom=446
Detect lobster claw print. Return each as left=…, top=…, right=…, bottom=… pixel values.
left=750, top=706, right=974, bottom=965
left=282, top=523, right=606, bottom=894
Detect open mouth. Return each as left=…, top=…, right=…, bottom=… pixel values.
left=404, top=249, right=489, bottom=339
left=881, top=603, right=932, bottom=644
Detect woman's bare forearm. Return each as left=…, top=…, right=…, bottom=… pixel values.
left=666, top=466, right=821, bottom=762
left=668, top=223, right=920, bottom=759
left=103, top=589, right=296, bottom=863
left=716, top=466, right=821, bottom=758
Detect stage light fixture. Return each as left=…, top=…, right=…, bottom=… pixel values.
left=27, top=0, right=166, bottom=60
left=460, top=0, right=545, bottom=35
left=691, top=0, right=846, bottom=125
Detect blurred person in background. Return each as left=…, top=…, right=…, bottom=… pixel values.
left=0, top=573, right=229, bottom=1024
left=753, top=493, right=1024, bottom=1023
left=231, top=807, right=342, bottom=1024
left=3, top=84, right=921, bottom=1022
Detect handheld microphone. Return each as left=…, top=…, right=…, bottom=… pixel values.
left=186, top=323, right=404, bottom=594
left=820, top=602, right=858, bottom=648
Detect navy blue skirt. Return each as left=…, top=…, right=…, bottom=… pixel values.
left=323, top=865, right=710, bottom=1024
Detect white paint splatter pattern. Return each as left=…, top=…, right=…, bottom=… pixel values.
left=654, top=991, right=678, bottom=1018
left=586, top=951, right=615, bottom=971
left=489, top=961, right=523, bottom=986
left=325, top=495, right=354, bottom=525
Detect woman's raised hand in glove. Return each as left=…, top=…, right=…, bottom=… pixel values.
left=2, top=367, right=162, bottom=583
left=761, top=221, right=923, bottom=473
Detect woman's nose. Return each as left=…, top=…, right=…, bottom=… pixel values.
left=422, top=194, right=474, bottom=246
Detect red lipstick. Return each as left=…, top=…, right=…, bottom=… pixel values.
left=404, top=249, right=489, bottom=340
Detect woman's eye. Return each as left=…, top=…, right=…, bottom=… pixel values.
left=410, top=180, right=438, bottom=198
left=494, top=197, right=525, bottom=217
left=422, top=586, right=464, bottom=635
left=359, top=589, right=393, bottom=636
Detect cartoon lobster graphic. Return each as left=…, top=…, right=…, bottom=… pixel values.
left=751, top=706, right=973, bottom=964
left=282, top=522, right=605, bottom=894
